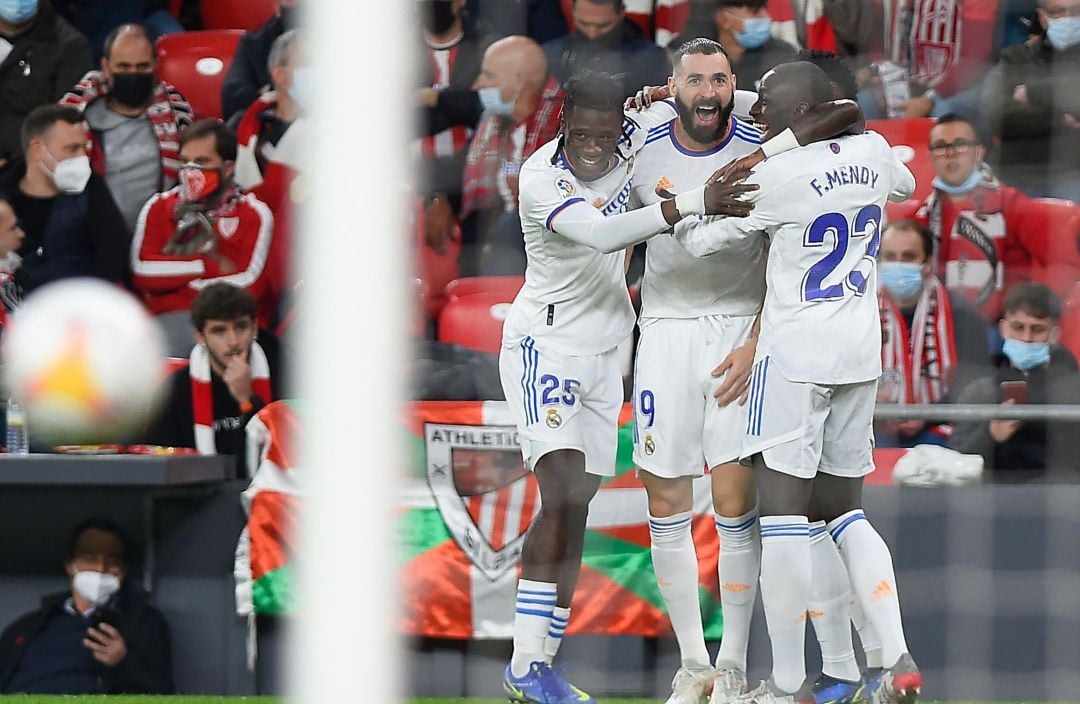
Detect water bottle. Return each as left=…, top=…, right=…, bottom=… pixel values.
left=5, top=397, right=29, bottom=455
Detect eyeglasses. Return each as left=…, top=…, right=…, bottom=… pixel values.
left=928, top=139, right=979, bottom=155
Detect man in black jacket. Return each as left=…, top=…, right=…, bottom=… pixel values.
left=0, top=0, right=92, bottom=164
left=0, top=518, right=173, bottom=694
left=220, top=0, right=298, bottom=126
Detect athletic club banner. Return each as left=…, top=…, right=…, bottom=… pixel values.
left=401, top=401, right=724, bottom=640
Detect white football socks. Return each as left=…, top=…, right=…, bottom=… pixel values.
left=543, top=606, right=570, bottom=663
left=759, top=515, right=811, bottom=694
left=649, top=511, right=711, bottom=668
left=828, top=509, right=909, bottom=669
left=809, top=521, right=860, bottom=682
left=510, top=579, right=556, bottom=677
left=714, top=508, right=760, bottom=670
left=848, top=590, right=884, bottom=668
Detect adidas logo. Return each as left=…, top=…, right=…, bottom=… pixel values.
left=722, top=582, right=751, bottom=593
left=871, top=580, right=895, bottom=601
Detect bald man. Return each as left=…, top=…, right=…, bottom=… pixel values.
left=424, top=35, right=565, bottom=276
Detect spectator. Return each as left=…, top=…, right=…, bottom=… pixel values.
left=220, top=0, right=299, bottom=127
left=0, top=518, right=173, bottom=694
left=982, top=0, right=1080, bottom=201
left=541, top=0, right=671, bottom=97
left=424, top=35, right=563, bottom=276
left=876, top=220, right=992, bottom=448
left=54, top=0, right=188, bottom=63
left=0, top=0, right=93, bottom=164
left=889, top=113, right=1080, bottom=321
left=464, top=0, right=568, bottom=45
left=60, top=23, right=194, bottom=231
left=0, top=197, right=25, bottom=330
left=766, top=0, right=839, bottom=52
left=142, top=282, right=285, bottom=467
left=950, top=283, right=1080, bottom=478
left=678, top=0, right=797, bottom=89
left=0, top=104, right=130, bottom=296
left=130, top=119, right=275, bottom=355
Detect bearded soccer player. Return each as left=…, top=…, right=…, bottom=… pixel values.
left=676, top=62, right=920, bottom=704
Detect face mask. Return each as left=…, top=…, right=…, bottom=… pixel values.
left=477, top=86, right=515, bottom=116
left=110, top=72, right=156, bottom=108
left=41, top=151, right=92, bottom=194
left=179, top=164, right=223, bottom=203
left=734, top=17, right=772, bottom=49
left=288, top=67, right=312, bottom=111
left=421, top=0, right=456, bottom=35
left=0, top=0, right=38, bottom=24
left=278, top=4, right=297, bottom=29
left=1046, top=16, right=1080, bottom=51
left=73, top=570, right=121, bottom=606
left=879, top=261, right=925, bottom=300
left=932, top=166, right=983, bottom=195
left=1002, top=338, right=1051, bottom=370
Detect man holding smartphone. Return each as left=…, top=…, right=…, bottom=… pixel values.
left=950, top=283, right=1080, bottom=477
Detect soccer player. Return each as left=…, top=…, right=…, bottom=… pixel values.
left=626, top=39, right=863, bottom=704
left=675, top=62, right=920, bottom=704
left=499, top=71, right=757, bottom=704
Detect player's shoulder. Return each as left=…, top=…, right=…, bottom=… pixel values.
left=522, top=137, right=565, bottom=175
left=627, top=99, right=678, bottom=132
left=730, top=116, right=762, bottom=147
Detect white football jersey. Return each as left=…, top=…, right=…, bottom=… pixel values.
left=631, top=101, right=767, bottom=319
left=503, top=138, right=638, bottom=356
left=676, top=131, right=917, bottom=384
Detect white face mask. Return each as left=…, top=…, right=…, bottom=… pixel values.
left=41, top=149, right=92, bottom=194
left=73, top=570, right=121, bottom=605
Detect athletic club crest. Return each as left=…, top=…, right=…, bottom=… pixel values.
left=425, top=424, right=539, bottom=580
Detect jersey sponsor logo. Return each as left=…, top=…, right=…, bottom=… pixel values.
left=555, top=177, right=576, bottom=199
left=425, top=423, right=538, bottom=580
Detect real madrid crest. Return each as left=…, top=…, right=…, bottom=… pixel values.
left=546, top=409, right=563, bottom=429
left=644, top=434, right=655, bottom=455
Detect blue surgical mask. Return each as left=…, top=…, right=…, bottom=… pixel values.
left=735, top=17, right=772, bottom=49
left=879, top=262, right=924, bottom=300
left=0, top=0, right=37, bottom=24
left=1046, top=16, right=1080, bottom=51
left=288, top=67, right=312, bottom=111
left=1002, top=338, right=1051, bottom=371
left=477, top=86, right=515, bottom=116
left=932, top=166, right=983, bottom=195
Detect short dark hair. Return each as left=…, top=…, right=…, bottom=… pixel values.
left=103, top=23, right=154, bottom=61
left=563, top=70, right=627, bottom=118
left=190, top=282, right=257, bottom=331
left=572, top=0, right=624, bottom=9
left=180, top=118, right=238, bottom=162
left=716, top=0, right=768, bottom=11
left=20, top=104, right=84, bottom=154
left=794, top=49, right=857, bottom=101
left=672, top=37, right=730, bottom=70
left=883, top=218, right=935, bottom=260
left=930, top=112, right=980, bottom=142
left=66, top=518, right=129, bottom=565
left=1004, top=282, right=1061, bottom=321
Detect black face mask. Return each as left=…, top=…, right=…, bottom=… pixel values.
left=110, top=72, right=156, bottom=108
left=279, top=4, right=298, bottom=29
left=421, top=0, right=456, bottom=35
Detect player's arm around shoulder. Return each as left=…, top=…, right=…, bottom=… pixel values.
left=672, top=169, right=774, bottom=257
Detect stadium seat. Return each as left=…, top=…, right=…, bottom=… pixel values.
left=413, top=198, right=461, bottom=320
left=1016, top=197, right=1080, bottom=299
left=1061, top=283, right=1080, bottom=363
left=437, top=291, right=516, bottom=354
left=155, top=30, right=244, bottom=120
left=201, top=0, right=277, bottom=31
left=443, top=276, right=525, bottom=303
left=866, top=118, right=935, bottom=202
left=164, top=357, right=188, bottom=377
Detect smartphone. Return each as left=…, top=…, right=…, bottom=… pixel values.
left=1000, top=380, right=1028, bottom=404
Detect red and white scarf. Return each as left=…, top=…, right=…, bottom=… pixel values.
left=61, top=71, right=194, bottom=184
left=190, top=341, right=272, bottom=455
left=880, top=276, right=957, bottom=404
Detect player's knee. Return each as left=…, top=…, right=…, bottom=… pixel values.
left=641, top=472, right=693, bottom=517
left=710, top=463, right=756, bottom=517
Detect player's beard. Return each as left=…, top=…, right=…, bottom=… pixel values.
left=674, top=92, right=736, bottom=146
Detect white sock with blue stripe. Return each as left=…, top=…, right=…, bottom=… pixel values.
left=849, top=590, right=884, bottom=668
left=759, top=515, right=810, bottom=694
left=809, top=521, right=860, bottom=682
left=543, top=606, right=570, bottom=663
left=649, top=511, right=711, bottom=668
left=510, top=579, right=557, bottom=678
left=714, top=508, right=759, bottom=670
left=827, top=509, right=909, bottom=669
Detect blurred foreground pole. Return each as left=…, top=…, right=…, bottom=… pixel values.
left=291, top=0, right=408, bottom=700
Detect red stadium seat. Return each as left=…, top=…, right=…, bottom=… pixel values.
left=866, top=118, right=935, bottom=203
left=155, top=30, right=244, bottom=120
left=1015, top=198, right=1080, bottom=299
left=201, top=0, right=277, bottom=31
left=444, top=276, right=525, bottom=303
left=437, top=291, right=516, bottom=354
left=1061, top=283, right=1080, bottom=363
left=164, top=357, right=188, bottom=377
left=413, top=198, right=461, bottom=320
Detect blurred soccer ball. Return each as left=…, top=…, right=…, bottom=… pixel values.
left=3, top=278, right=166, bottom=445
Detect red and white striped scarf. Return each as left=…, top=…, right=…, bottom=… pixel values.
left=879, top=276, right=957, bottom=404
left=189, top=341, right=272, bottom=455
left=461, top=76, right=564, bottom=217
left=61, top=71, right=194, bottom=184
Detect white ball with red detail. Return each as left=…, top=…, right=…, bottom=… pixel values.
left=2, top=278, right=166, bottom=445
